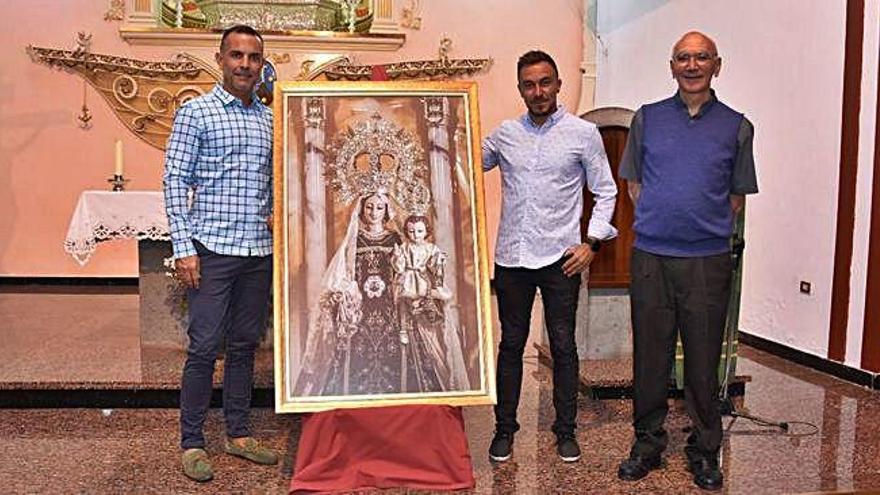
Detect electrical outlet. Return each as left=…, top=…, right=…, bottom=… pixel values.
left=799, top=281, right=812, bottom=294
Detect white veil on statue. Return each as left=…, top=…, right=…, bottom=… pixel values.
left=293, top=195, right=369, bottom=396
left=442, top=301, right=470, bottom=391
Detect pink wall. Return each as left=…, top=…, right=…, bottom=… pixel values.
left=0, top=0, right=584, bottom=277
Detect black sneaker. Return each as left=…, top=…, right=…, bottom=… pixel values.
left=489, top=431, right=514, bottom=462
left=556, top=434, right=581, bottom=462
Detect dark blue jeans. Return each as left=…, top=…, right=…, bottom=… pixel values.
left=180, top=242, right=272, bottom=449
left=493, top=258, right=581, bottom=437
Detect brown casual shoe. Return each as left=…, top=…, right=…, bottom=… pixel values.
left=181, top=448, right=213, bottom=482
left=224, top=437, right=279, bottom=465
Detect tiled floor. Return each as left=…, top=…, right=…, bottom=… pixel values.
left=1, top=289, right=879, bottom=493
left=0, top=291, right=274, bottom=390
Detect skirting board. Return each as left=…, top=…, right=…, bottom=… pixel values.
left=0, top=277, right=138, bottom=286
left=739, top=331, right=879, bottom=390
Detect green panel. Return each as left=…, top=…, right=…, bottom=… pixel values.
left=673, top=207, right=745, bottom=390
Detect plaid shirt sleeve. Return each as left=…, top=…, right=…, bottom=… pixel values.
left=267, top=126, right=274, bottom=216
left=163, top=104, right=202, bottom=259
left=481, top=130, right=499, bottom=172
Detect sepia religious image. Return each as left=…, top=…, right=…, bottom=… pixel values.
left=272, top=81, right=496, bottom=412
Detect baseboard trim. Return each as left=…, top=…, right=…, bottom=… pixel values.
left=533, top=343, right=747, bottom=400
left=584, top=381, right=746, bottom=400
left=0, top=388, right=273, bottom=409
left=739, top=331, right=879, bottom=390
left=0, top=277, right=139, bottom=286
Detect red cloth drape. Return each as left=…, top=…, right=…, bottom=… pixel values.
left=291, top=67, right=474, bottom=494
left=289, top=405, right=475, bottom=494
left=370, top=65, right=390, bottom=81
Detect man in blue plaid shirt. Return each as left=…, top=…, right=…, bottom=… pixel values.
left=163, top=24, right=277, bottom=483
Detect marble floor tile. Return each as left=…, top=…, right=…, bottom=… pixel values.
left=1, top=289, right=879, bottom=493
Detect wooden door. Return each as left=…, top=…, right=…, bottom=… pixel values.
left=581, top=125, right=634, bottom=288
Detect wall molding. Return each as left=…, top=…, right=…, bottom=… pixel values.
left=860, top=12, right=880, bottom=372
left=740, top=331, right=878, bottom=390
left=828, top=0, right=866, bottom=361
left=0, top=277, right=138, bottom=287
left=118, top=27, right=405, bottom=51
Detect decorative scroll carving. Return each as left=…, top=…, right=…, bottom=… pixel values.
left=323, top=56, right=491, bottom=81
left=104, top=0, right=125, bottom=21
left=268, top=52, right=292, bottom=65
left=77, top=82, right=93, bottom=129
left=27, top=36, right=491, bottom=150
left=27, top=45, right=218, bottom=150
left=322, top=38, right=491, bottom=81
left=400, top=0, right=422, bottom=29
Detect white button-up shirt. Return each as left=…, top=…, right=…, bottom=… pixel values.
left=482, top=106, right=618, bottom=269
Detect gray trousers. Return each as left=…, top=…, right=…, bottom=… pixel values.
left=629, top=248, right=732, bottom=458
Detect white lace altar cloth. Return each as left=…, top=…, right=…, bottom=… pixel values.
left=64, top=191, right=170, bottom=265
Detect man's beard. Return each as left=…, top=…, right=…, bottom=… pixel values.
left=528, top=101, right=556, bottom=117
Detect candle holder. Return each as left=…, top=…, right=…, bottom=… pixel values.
left=108, top=174, right=130, bottom=192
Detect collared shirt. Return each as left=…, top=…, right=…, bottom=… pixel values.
left=619, top=91, right=758, bottom=194
left=164, top=84, right=273, bottom=259
left=482, top=105, right=618, bottom=269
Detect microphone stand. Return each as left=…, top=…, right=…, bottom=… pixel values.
left=718, top=206, right=788, bottom=431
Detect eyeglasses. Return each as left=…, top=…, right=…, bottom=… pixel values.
left=672, top=52, right=717, bottom=65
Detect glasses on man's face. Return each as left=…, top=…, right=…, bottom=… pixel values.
left=673, top=52, right=717, bottom=66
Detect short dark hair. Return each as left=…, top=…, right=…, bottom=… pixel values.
left=219, top=24, right=263, bottom=52
left=517, top=50, right=559, bottom=81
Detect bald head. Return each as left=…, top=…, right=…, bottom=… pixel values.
left=669, top=30, right=722, bottom=99
left=672, top=31, right=718, bottom=58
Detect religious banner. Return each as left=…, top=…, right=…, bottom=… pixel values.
left=273, top=81, right=495, bottom=412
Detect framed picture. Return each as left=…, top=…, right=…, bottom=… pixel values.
left=273, top=81, right=496, bottom=413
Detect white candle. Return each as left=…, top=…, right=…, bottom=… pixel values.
left=175, top=0, right=183, bottom=28
left=114, top=139, right=124, bottom=176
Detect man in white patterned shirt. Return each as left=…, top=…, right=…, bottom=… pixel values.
left=482, top=50, right=618, bottom=464
left=164, top=24, right=277, bottom=482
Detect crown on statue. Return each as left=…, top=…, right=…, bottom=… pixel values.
left=326, top=112, right=431, bottom=216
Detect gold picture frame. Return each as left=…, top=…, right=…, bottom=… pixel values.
left=273, top=81, right=495, bottom=413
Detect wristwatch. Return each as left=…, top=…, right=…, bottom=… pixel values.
left=586, top=237, right=602, bottom=253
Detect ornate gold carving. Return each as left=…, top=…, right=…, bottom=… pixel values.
left=104, top=0, right=125, bottom=21
left=300, top=59, right=315, bottom=78
left=438, top=37, right=452, bottom=60
left=326, top=113, right=431, bottom=215
left=155, top=0, right=373, bottom=32
left=300, top=55, right=350, bottom=80
left=268, top=52, right=292, bottom=65
left=77, top=82, right=93, bottom=129
left=27, top=44, right=218, bottom=150
left=339, top=0, right=372, bottom=33
left=69, top=33, right=96, bottom=129
left=400, top=0, right=421, bottom=29
left=322, top=39, right=491, bottom=81
left=27, top=36, right=489, bottom=150
left=74, top=32, right=92, bottom=55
